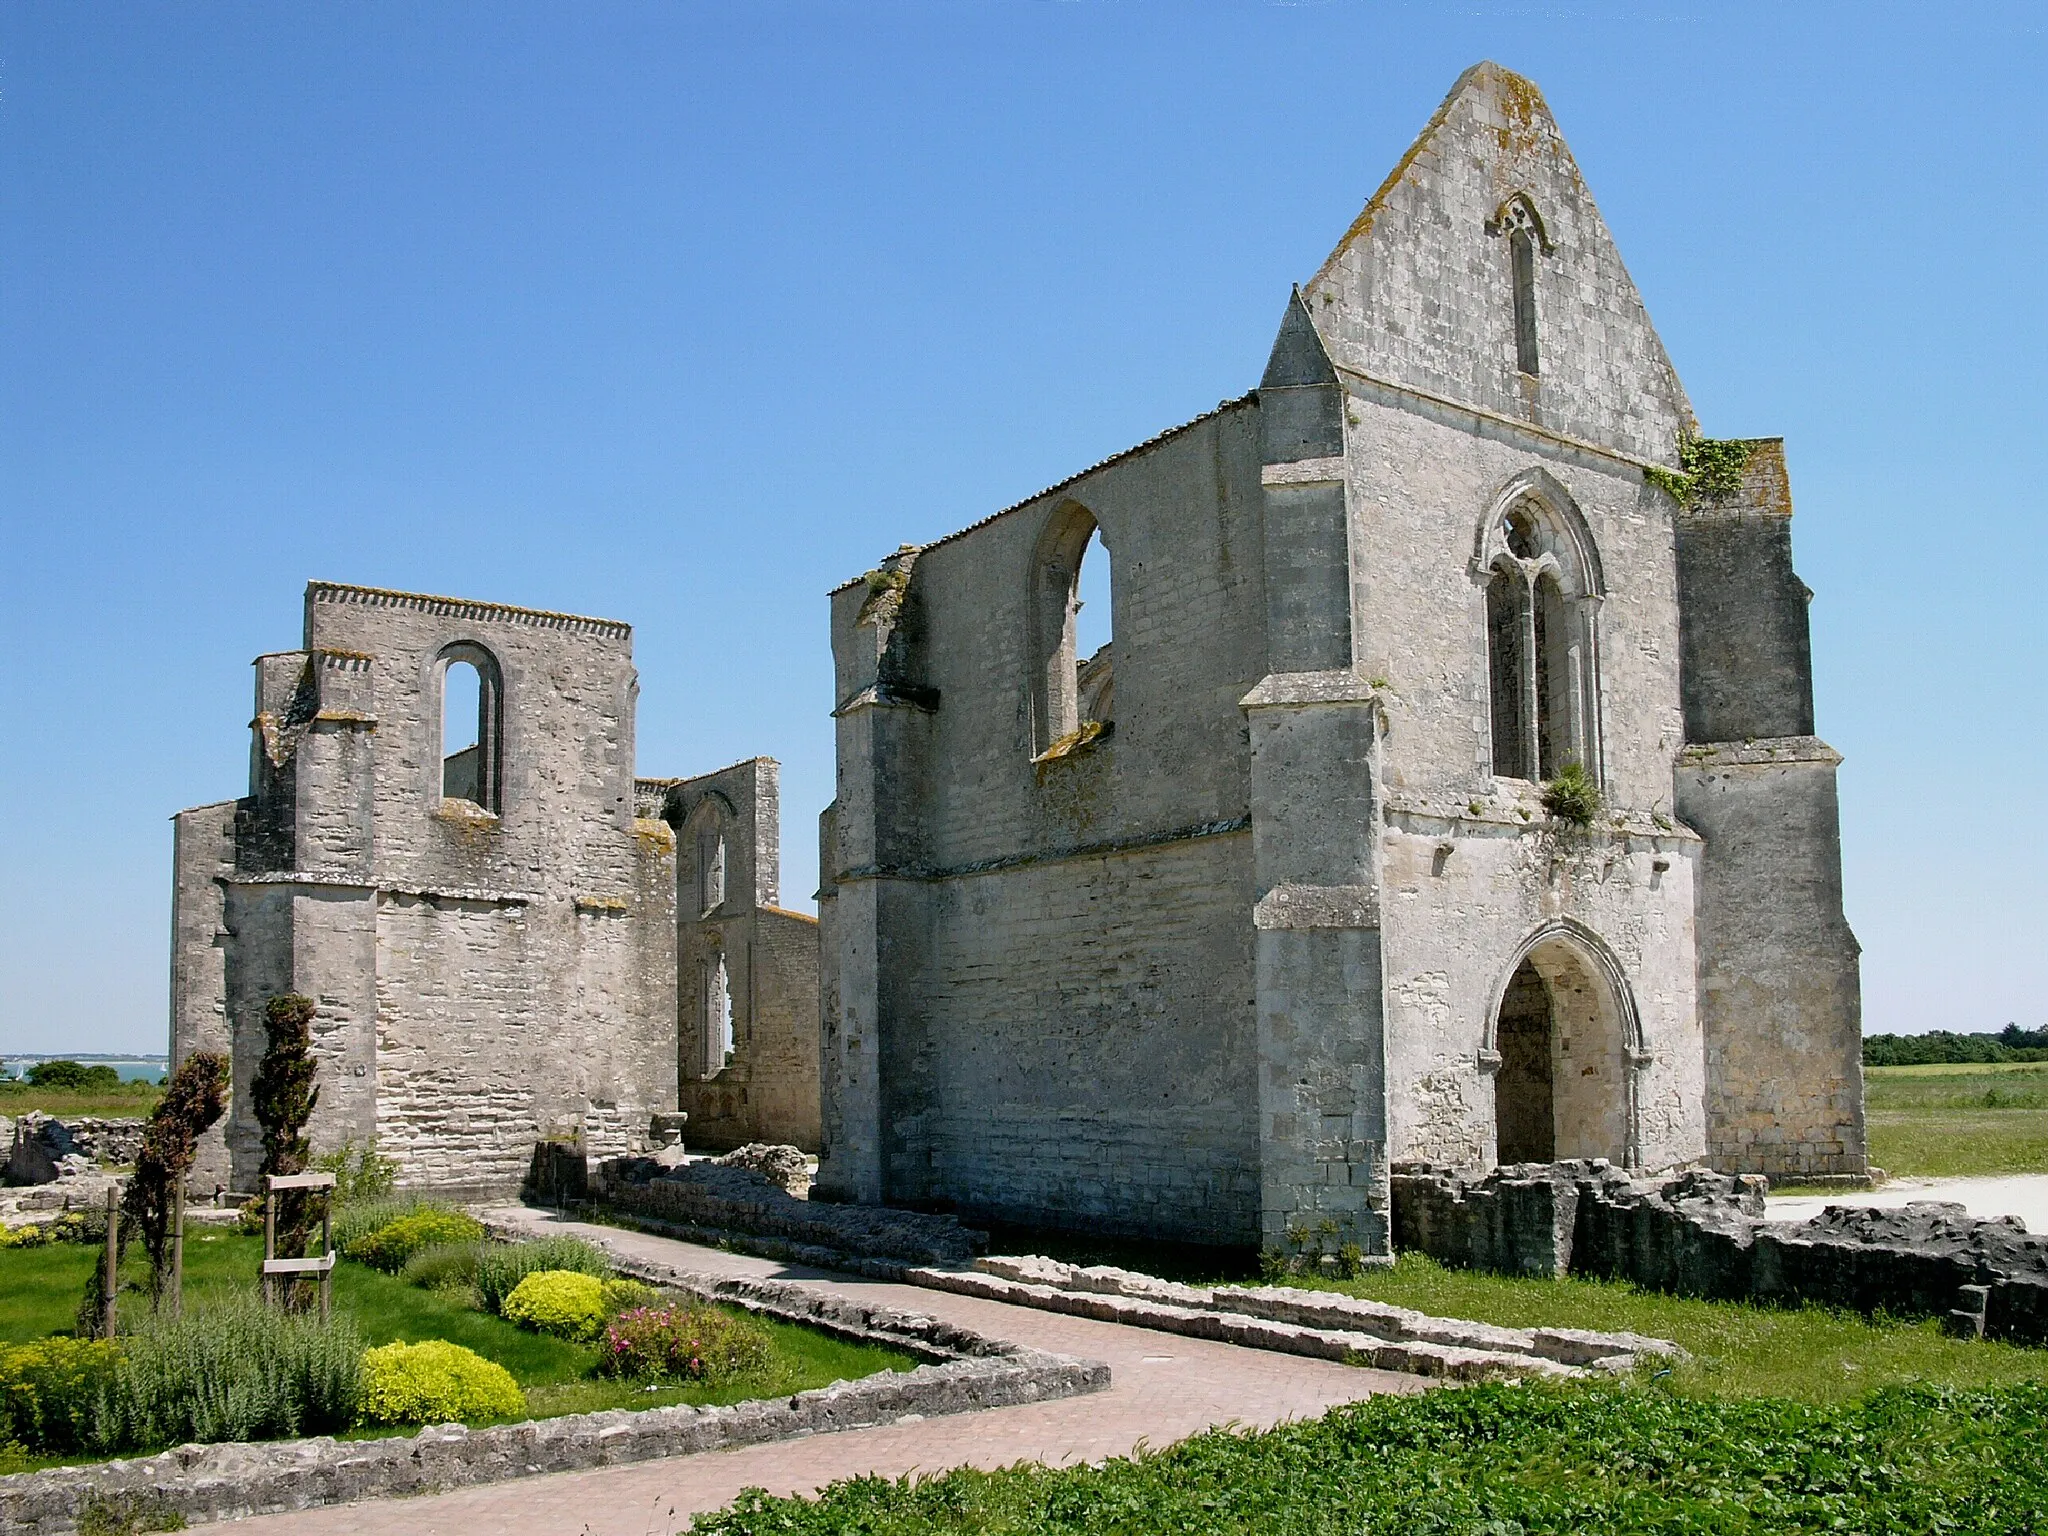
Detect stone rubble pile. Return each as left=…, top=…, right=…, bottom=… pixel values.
left=711, top=1143, right=813, bottom=1199
left=1392, top=1160, right=2048, bottom=1344
left=2, top=1115, right=140, bottom=1230
left=596, top=1155, right=987, bottom=1268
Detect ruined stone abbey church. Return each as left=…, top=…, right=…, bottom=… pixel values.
left=171, top=63, right=1862, bottom=1254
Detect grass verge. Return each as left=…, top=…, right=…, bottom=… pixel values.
left=1233, top=1253, right=2048, bottom=1402
left=685, top=1380, right=2048, bottom=1536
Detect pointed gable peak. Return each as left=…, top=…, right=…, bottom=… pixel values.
left=1318, top=61, right=1562, bottom=273
left=1261, top=286, right=1337, bottom=389
left=1300, top=62, right=1692, bottom=463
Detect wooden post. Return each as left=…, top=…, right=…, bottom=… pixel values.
left=262, top=1185, right=277, bottom=1307
left=170, top=1180, right=186, bottom=1319
left=101, top=1185, right=120, bottom=1338
left=320, top=1194, right=333, bottom=1322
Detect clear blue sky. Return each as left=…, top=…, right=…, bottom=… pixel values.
left=2, top=2, right=2042, bottom=1054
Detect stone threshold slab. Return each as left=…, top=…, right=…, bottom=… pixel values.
left=1, top=1260, right=1107, bottom=1536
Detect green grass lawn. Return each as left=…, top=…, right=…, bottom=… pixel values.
left=1230, top=1253, right=2048, bottom=1403
left=0, top=1081, right=163, bottom=1119
left=0, top=1233, right=916, bottom=1427
left=684, top=1380, right=2048, bottom=1536
left=1864, top=1063, right=2048, bottom=1176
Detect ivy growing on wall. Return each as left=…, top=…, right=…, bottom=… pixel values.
left=1644, top=435, right=1759, bottom=508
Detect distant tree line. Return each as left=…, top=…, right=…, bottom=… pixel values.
left=1863, top=1025, right=2048, bottom=1067
left=0, top=1059, right=165, bottom=1090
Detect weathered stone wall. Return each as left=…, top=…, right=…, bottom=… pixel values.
left=168, top=802, right=238, bottom=1191
left=818, top=404, right=1273, bottom=1244
left=1676, top=741, right=1864, bottom=1176
left=662, top=758, right=822, bottom=1151
left=171, top=584, right=680, bottom=1197
left=1672, top=446, right=1864, bottom=1178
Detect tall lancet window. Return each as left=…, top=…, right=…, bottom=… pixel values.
left=1492, top=196, right=1549, bottom=379
left=1511, top=227, right=1540, bottom=375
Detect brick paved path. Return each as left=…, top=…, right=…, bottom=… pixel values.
left=221, top=1212, right=1424, bottom=1535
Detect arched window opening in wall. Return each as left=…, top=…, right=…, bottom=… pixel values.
left=1479, top=488, right=1603, bottom=785
left=700, top=954, right=732, bottom=1079
left=1485, top=567, right=1528, bottom=778
left=1534, top=574, right=1577, bottom=780
left=696, top=824, right=727, bottom=916
left=1510, top=227, right=1540, bottom=376
left=1074, top=526, right=1114, bottom=728
left=1029, top=502, right=1112, bottom=755
left=438, top=645, right=502, bottom=813
left=1491, top=196, right=1549, bottom=379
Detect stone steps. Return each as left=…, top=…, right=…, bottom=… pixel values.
left=922, top=1256, right=1684, bottom=1380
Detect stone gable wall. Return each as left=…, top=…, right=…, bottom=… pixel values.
left=1304, top=63, right=1692, bottom=465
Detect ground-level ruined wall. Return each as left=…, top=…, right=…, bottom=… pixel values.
left=1675, top=741, right=1864, bottom=1178
left=879, top=831, right=1260, bottom=1247
left=1376, top=799, right=1705, bottom=1176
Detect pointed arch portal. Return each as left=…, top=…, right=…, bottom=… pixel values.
left=1486, top=923, right=1642, bottom=1168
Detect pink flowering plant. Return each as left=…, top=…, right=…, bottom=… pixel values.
left=596, top=1302, right=774, bottom=1385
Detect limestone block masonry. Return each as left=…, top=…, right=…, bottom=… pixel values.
left=169, top=584, right=813, bottom=1197
left=817, top=60, right=1864, bottom=1257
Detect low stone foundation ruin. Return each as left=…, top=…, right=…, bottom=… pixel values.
left=596, top=1155, right=986, bottom=1268
left=1392, top=1161, right=2048, bottom=1344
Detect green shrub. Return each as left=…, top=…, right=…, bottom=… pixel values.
left=25, top=1060, right=122, bottom=1092
left=503, top=1270, right=607, bottom=1342
left=475, top=1235, right=611, bottom=1315
left=596, top=1302, right=774, bottom=1384
left=0, top=1337, right=123, bottom=1454
left=97, top=1291, right=361, bottom=1450
left=356, top=1341, right=525, bottom=1426
left=398, top=1240, right=485, bottom=1291
left=1541, top=760, right=1601, bottom=826
left=600, top=1277, right=659, bottom=1315
left=312, top=1138, right=399, bottom=1207
left=328, top=1193, right=428, bottom=1254
left=344, top=1208, right=484, bottom=1273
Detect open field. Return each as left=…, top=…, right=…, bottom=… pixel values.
left=0, top=1232, right=915, bottom=1440
left=1865, top=1063, right=2048, bottom=1177
left=0, top=1080, right=163, bottom=1119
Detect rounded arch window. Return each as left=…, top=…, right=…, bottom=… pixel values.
left=437, top=643, right=503, bottom=814
left=1028, top=501, right=1114, bottom=757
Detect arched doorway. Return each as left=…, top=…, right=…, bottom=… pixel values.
left=1489, top=928, right=1637, bottom=1167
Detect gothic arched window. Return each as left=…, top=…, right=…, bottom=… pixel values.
left=1491, top=196, right=1550, bottom=379
left=1480, top=491, right=1602, bottom=784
